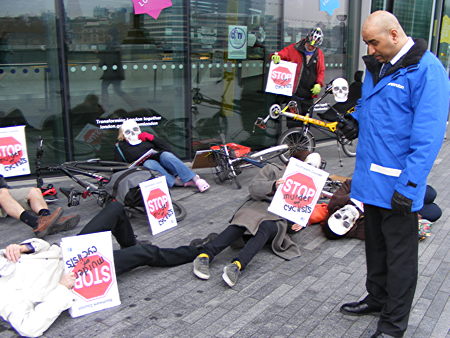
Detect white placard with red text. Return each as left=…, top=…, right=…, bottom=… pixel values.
left=75, top=123, right=103, bottom=151
left=60, top=231, right=121, bottom=318
left=139, top=176, right=177, bottom=235
left=265, top=60, right=297, bottom=96
left=268, top=157, right=329, bottom=227
left=0, top=125, right=30, bottom=177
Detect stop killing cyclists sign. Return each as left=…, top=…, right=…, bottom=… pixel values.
left=265, top=60, right=298, bottom=96
left=139, top=176, right=177, bottom=235
left=60, top=231, right=121, bottom=317
left=0, top=125, right=31, bottom=177
left=268, top=157, right=329, bottom=227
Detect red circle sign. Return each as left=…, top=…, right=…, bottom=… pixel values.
left=72, top=254, right=113, bottom=301
left=271, top=66, right=293, bottom=86
left=281, top=173, right=316, bottom=208
left=146, top=188, right=169, bottom=219
left=0, top=137, right=23, bottom=165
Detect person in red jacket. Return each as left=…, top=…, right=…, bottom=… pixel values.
left=272, top=27, right=326, bottom=124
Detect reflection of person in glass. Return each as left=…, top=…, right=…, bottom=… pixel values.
left=98, top=33, right=133, bottom=112
left=271, top=27, right=325, bottom=123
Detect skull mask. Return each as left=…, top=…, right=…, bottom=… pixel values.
left=328, top=204, right=359, bottom=235
left=121, top=120, right=142, bottom=145
left=332, top=78, right=349, bottom=102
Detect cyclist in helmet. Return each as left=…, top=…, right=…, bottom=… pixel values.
left=271, top=27, right=326, bottom=125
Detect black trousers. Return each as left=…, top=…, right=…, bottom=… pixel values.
left=78, top=201, right=201, bottom=275
left=203, top=221, right=277, bottom=269
left=364, top=204, right=418, bottom=337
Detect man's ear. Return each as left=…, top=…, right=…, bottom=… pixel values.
left=390, top=28, right=400, bottom=44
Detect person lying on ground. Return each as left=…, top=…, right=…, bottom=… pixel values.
left=192, top=151, right=322, bottom=287
left=0, top=201, right=205, bottom=337
left=114, top=119, right=209, bottom=192
left=0, top=175, right=80, bottom=238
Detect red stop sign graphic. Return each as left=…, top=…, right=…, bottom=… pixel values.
left=0, top=137, right=23, bottom=165
left=146, top=188, right=169, bottom=219
left=271, top=66, right=293, bottom=86
left=281, top=173, right=316, bottom=208
left=72, top=254, right=113, bottom=301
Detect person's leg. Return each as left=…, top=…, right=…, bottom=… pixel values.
left=363, top=204, right=388, bottom=309
left=233, top=220, right=278, bottom=269
left=423, top=185, right=437, bottom=204
left=143, top=158, right=176, bottom=187
left=78, top=201, right=136, bottom=248
left=377, top=209, right=418, bottom=337
left=0, top=188, right=26, bottom=219
left=26, top=187, right=50, bottom=215
left=158, top=151, right=196, bottom=183
left=114, top=244, right=203, bottom=275
left=419, top=203, right=442, bottom=222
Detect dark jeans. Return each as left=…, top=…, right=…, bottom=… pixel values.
left=78, top=201, right=201, bottom=275
left=364, top=204, right=418, bottom=337
left=203, top=221, right=277, bottom=269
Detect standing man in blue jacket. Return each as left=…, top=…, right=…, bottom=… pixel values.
left=337, top=11, right=449, bottom=338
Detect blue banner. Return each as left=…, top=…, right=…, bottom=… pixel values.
left=320, top=0, right=340, bottom=16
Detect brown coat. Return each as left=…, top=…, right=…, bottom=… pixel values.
left=229, top=163, right=301, bottom=260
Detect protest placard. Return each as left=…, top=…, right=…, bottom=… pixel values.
left=60, top=231, right=121, bottom=318
left=268, top=157, right=329, bottom=227
left=139, top=176, right=177, bottom=235
left=0, top=125, right=30, bottom=177
left=265, top=60, right=297, bottom=96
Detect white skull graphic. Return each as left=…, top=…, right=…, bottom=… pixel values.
left=328, top=204, right=359, bottom=235
left=332, top=78, right=349, bottom=102
left=121, top=120, right=142, bottom=145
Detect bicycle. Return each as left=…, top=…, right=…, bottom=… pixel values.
left=35, top=138, right=187, bottom=222
left=210, top=139, right=289, bottom=189
left=254, top=80, right=358, bottom=165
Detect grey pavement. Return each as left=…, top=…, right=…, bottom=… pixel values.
left=0, top=139, right=449, bottom=338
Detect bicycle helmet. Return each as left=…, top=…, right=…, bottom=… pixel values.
left=306, top=27, right=323, bottom=47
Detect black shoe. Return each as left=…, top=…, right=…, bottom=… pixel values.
left=189, top=232, right=218, bottom=247
left=340, top=300, right=381, bottom=316
left=370, top=330, right=397, bottom=338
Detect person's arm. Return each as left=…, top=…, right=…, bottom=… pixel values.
left=6, top=282, right=74, bottom=337
left=3, top=238, right=50, bottom=262
left=393, top=61, right=449, bottom=205
left=248, top=164, right=282, bottom=201
left=151, top=136, right=172, bottom=153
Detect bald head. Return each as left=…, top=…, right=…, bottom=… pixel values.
left=362, top=11, right=408, bottom=63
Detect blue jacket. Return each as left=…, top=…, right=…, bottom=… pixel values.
left=351, top=39, right=449, bottom=211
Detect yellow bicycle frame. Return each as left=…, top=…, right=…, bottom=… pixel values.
left=278, top=105, right=339, bottom=132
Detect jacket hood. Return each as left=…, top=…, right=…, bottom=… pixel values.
left=362, top=38, right=428, bottom=81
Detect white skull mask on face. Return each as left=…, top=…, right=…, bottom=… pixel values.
left=121, top=120, right=142, bottom=145
left=332, top=78, right=349, bottom=102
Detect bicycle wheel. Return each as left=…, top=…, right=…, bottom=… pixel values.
left=64, top=160, right=130, bottom=173
left=278, top=127, right=316, bottom=164
left=172, top=201, right=187, bottom=222
left=341, top=138, right=358, bottom=157
left=248, top=144, right=289, bottom=162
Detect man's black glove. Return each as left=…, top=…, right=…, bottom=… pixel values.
left=337, top=115, right=359, bottom=140
left=391, top=190, right=413, bottom=214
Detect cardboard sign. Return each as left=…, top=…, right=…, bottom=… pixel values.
left=139, top=176, right=177, bottom=235
left=265, top=60, right=297, bottom=96
left=0, top=126, right=30, bottom=177
left=268, top=157, right=329, bottom=227
left=75, top=123, right=103, bottom=151
left=60, top=231, right=121, bottom=318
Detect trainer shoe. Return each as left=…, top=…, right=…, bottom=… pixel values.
left=34, top=207, right=64, bottom=238
left=193, top=254, right=210, bottom=280
left=48, top=214, right=81, bottom=235
left=222, top=263, right=240, bottom=287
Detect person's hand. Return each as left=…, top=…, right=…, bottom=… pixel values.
left=291, top=223, right=305, bottom=232
left=391, top=191, right=412, bottom=214
left=271, top=53, right=281, bottom=64
left=138, top=132, right=154, bottom=142
left=275, top=178, right=285, bottom=189
left=60, top=272, right=77, bottom=289
left=4, top=244, right=29, bottom=263
left=311, top=84, right=321, bottom=95
left=337, top=115, right=359, bottom=140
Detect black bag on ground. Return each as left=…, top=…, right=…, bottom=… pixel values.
left=105, top=167, right=158, bottom=207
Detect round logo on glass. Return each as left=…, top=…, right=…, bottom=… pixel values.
left=229, top=27, right=247, bottom=49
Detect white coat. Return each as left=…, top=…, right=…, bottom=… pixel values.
left=0, top=239, right=74, bottom=337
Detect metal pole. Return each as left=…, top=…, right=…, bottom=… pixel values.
left=183, top=2, right=193, bottom=160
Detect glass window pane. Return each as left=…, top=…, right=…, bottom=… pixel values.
left=0, top=1, right=64, bottom=168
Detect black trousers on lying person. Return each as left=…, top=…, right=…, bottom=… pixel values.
left=203, top=221, right=277, bottom=269
left=78, top=201, right=202, bottom=275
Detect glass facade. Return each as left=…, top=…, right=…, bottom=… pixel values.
left=0, top=0, right=447, bottom=176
